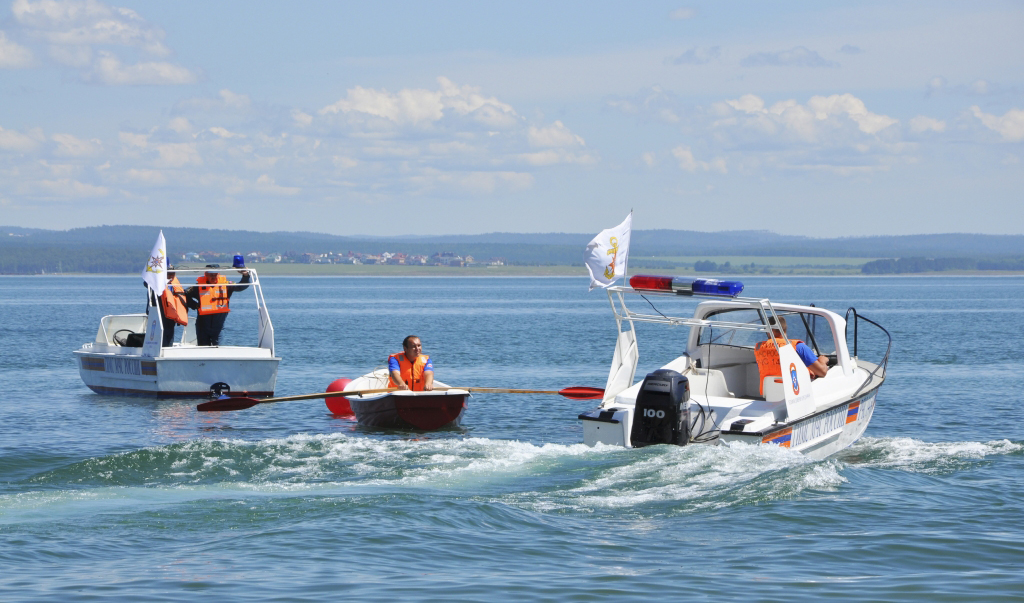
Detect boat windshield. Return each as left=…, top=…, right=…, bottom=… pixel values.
left=697, top=308, right=837, bottom=355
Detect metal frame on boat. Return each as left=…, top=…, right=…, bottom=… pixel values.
left=579, top=276, right=891, bottom=459
left=74, top=268, right=280, bottom=397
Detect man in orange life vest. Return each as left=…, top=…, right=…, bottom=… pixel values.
left=145, top=265, right=189, bottom=347
left=185, top=265, right=250, bottom=346
left=388, top=335, right=434, bottom=391
left=755, top=316, right=829, bottom=392
left=159, top=265, right=188, bottom=346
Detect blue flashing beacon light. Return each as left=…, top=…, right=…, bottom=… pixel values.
left=232, top=254, right=245, bottom=269
left=629, top=275, right=744, bottom=297
left=691, top=278, right=744, bottom=297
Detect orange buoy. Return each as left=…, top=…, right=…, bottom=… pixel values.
left=325, top=378, right=353, bottom=415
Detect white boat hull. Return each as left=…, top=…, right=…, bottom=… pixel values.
left=75, top=347, right=278, bottom=397
left=718, top=388, right=879, bottom=459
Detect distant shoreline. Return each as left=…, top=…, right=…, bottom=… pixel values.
left=6, top=266, right=1024, bottom=277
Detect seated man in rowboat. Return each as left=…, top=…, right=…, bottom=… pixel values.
left=388, top=335, right=434, bottom=391
left=755, top=316, right=830, bottom=391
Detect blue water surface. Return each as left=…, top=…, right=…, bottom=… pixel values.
left=0, top=275, right=1022, bottom=601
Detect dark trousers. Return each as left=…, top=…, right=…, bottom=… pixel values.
left=162, top=316, right=178, bottom=347
left=195, top=313, right=228, bottom=346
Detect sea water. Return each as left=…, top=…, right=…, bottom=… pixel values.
left=0, top=276, right=1022, bottom=601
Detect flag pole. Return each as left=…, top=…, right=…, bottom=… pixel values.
left=621, top=209, right=632, bottom=287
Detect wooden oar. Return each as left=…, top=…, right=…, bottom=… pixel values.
left=196, top=385, right=605, bottom=412
left=453, top=386, right=605, bottom=399
left=196, top=387, right=398, bottom=412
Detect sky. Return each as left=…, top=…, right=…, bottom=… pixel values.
left=0, top=0, right=1022, bottom=237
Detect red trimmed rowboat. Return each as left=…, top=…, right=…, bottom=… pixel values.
left=341, top=369, right=468, bottom=430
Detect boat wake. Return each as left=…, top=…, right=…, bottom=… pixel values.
left=4, top=434, right=1019, bottom=524
left=837, top=436, right=1023, bottom=473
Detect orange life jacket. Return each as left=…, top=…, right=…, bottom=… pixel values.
left=197, top=274, right=231, bottom=315
left=755, top=338, right=804, bottom=395
left=388, top=352, right=430, bottom=391
left=161, top=276, right=188, bottom=326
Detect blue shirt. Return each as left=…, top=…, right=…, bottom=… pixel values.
left=794, top=342, right=819, bottom=367
left=388, top=355, right=434, bottom=373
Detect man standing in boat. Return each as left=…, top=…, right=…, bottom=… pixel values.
left=388, top=336, right=434, bottom=391
left=159, top=265, right=188, bottom=346
left=186, top=265, right=250, bottom=346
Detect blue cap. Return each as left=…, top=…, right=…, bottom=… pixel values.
left=232, top=255, right=245, bottom=268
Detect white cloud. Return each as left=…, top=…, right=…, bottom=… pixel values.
left=518, top=149, right=596, bottom=166
left=118, top=131, right=148, bottom=148
left=8, top=0, right=197, bottom=85
left=740, top=46, right=839, bottom=68
left=208, top=126, right=244, bottom=139
left=123, top=168, right=167, bottom=184
left=319, top=76, right=518, bottom=129
left=669, top=8, right=696, bottom=20
left=32, top=177, right=108, bottom=197
left=154, top=142, right=201, bottom=167
left=87, top=51, right=195, bottom=85
left=51, top=132, right=101, bottom=156
left=13, top=0, right=170, bottom=56
left=672, top=46, right=719, bottom=65
left=719, top=93, right=897, bottom=140
left=292, top=110, right=313, bottom=128
left=409, top=168, right=534, bottom=194
left=971, top=106, right=1024, bottom=141
left=909, top=116, right=946, bottom=133
left=671, top=145, right=726, bottom=173
left=807, top=94, right=897, bottom=134
left=255, top=174, right=300, bottom=196
left=175, top=89, right=252, bottom=115
left=641, top=152, right=656, bottom=167
left=0, top=126, right=43, bottom=152
left=527, top=121, right=585, bottom=147
left=0, top=31, right=34, bottom=68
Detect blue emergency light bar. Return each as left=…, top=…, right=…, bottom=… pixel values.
left=629, top=275, right=744, bottom=297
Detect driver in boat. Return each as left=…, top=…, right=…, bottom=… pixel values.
left=755, top=316, right=830, bottom=393
left=388, top=335, right=434, bottom=391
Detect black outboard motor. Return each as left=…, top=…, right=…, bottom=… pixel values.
left=630, top=369, right=690, bottom=448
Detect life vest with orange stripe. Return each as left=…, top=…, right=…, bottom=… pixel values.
left=197, top=274, right=231, bottom=315
left=161, top=275, right=188, bottom=326
left=388, top=352, right=430, bottom=391
left=755, top=338, right=804, bottom=395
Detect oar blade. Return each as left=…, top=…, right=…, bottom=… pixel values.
left=558, top=386, right=605, bottom=400
left=196, top=397, right=262, bottom=412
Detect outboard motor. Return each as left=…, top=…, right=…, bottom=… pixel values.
left=630, top=369, right=690, bottom=448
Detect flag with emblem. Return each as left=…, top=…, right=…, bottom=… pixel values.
left=584, top=212, right=632, bottom=290
left=142, top=230, right=168, bottom=296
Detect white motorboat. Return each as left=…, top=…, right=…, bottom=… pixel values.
left=579, top=275, right=890, bottom=459
left=74, top=267, right=279, bottom=397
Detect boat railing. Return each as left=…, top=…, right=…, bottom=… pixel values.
left=142, top=267, right=275, bottom=355
left=844, top=307, right=892, bottom=397
left=606, top=287, right=782, bottom=335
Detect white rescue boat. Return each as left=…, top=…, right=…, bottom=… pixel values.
left=74, top=267, right=279, bottom=397
left=579, top=275, right=890, bottom=459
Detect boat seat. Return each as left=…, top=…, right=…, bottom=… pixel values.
left=697, top=369, right=734, bottom=398
left=762, top=375, right=785, bottom=401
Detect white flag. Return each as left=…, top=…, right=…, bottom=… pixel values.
left=584, top=212, right=631, bottom=290
left=142, top=230, right=168, bottom=296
